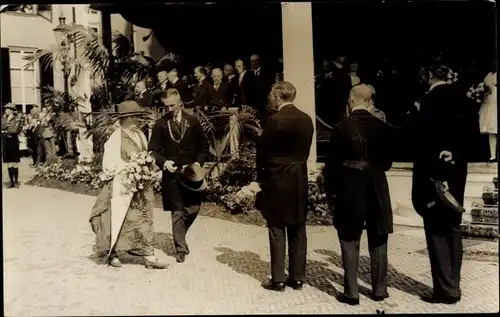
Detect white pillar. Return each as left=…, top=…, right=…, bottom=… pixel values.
left=281, top=2, right=317, bottom=171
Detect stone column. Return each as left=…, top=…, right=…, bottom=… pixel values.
left=281, top=2, right=317, bottom=171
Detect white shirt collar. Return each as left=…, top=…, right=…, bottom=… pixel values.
left=172, top=78, right=178, bottom=85
left=254, top=67, right=261, bottom=73
left=278, top=102, right=293, bottom=111
left=140, top=89, right=147, bottom=96
left=239, top=70, right=246, bottom=77
left=351, top=105, right=368, bottom=112
left=429, top=80, right=447, bottom=92
left=228, top=74, right=235, bottom=79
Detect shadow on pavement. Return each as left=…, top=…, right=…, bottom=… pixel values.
left=87, top=232, right=177, bottom=265
left=314, top=249, right=433, bottom=298
left=213, top=247, right=372, bottom=298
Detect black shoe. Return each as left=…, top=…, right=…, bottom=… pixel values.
left=262, top=280, right=286, bottom=292
left=421, top=295, right=460, bottom=304
left=372, top=293, right=389, bottom=302
left=337, top=294, right=360, bottom=306
left=14, top=182, right=20, bottom=188
left=285, top=279, right=304, bottom=290
left=7, top=182, right=15, bottom=188
left=176, top=253, right=186, bottom=263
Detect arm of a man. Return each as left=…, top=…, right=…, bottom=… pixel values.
left=193, top=118, right=209, bottom=166
left=148, top=119, right=167, bottom=169
left=256, top=116, right=278, bottom=183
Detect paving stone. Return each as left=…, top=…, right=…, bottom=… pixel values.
left=2, top=161, right=499, bottom=315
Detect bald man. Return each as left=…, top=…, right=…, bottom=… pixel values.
left=192, top=66, right=213, bottom=109
left=134, top=81, right=152, bottom=108
left=323, top=84, right=395, bottom=306
left=148, top=92, right=209, bottom=263
left=209, top=68, right=231, bottom=109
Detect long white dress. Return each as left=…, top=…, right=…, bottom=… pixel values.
left=479, top=72, right=497, bottom=134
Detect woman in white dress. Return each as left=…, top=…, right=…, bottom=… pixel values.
left=89, top=100, right=168, bottom=269
left=479, top=71, right=497, bottom=162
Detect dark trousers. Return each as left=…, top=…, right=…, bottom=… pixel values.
left=339, top=232, right=389, bottom=299
left=268, top=224, right=307, bottom=283
left=172, top=204, right=200, bottom=254
left=423, top=214, right=463, bottom=299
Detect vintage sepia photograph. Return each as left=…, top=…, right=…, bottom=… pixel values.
left=1, top=0, right=498, bottom=315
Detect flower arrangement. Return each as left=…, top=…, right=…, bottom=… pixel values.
left=118, top=151, right=162, bottom=195
left=446, top=70, right=459, bottom=84
left=467, top=82, right=485, bottom=104
left=33, top=157, right=104, bottom=189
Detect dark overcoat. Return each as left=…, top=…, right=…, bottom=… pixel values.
left=323, top=109, right=395, bottom=239
left=256, top=104, right=314, bottom=226
left=148, top=110, right=209, bottom=211
left=410, top=83, right=468, bottom=225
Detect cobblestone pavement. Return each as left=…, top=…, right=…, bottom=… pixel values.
left=2, top=163, right=499, bottom=315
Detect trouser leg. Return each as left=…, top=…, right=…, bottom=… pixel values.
left=367, top=233, right=389, bottom=297
left=184, top=204, right=200, bottom=234
left=447, top=224, right=463, bottom=298
left=268, top=225, right=287, bottom=283
left=424, top=218, right=458, bottom=298
left=171, top=210, right=189, bottom=254
left=339, top=233, right=361, bottom=299
left=287, top=224, right=307, bottom=282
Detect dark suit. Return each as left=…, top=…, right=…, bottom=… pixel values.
left=410, top=82, right=468, bottom=300
left=249, top=68, right=274, bottom=118
left=209, top=82, right=231, bottom=109
left=257, top=104, right=314, bottom=283
left=169, top=79, right=193, bottom=104
left=148, top=110, right=209, bottom=254
left=192, top=78, right=213, bottom=109
left=317, top=67, right=352, bottom=126
left=225, top=75, right=239, bottom=106
left=323, top=109, right=394, bottom=300
left=235, top=71, right=254, bottom=108
left=135, top=90, right=152, bottom=108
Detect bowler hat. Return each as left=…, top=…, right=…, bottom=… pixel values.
left=4, top=103, right=16, bottom=111
left=179, top=163, right=207, bottom=192
left=117, top=100, right=145, bottom=118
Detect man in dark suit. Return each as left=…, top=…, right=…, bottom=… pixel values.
left=323, top=84, right=394, bottom=306
left=249, top=54, right=274, bottom=123
left=256, top=81, right=314, bottom=292
left=223, top=63, right=238, bottom=106
left=209, top=68, right=230, bottom=109
left=317, top=54, right=352, bottom=127
left=410, top=62, right=468, bottom=305
left=192, top=66, right=213, bottom=110
left=234, top=59, right=254, bottom=109
left=148, top=92, right=209, bottom=264
left=134, top=81, right=152, bottom=108
left=167, top=69, right=193, bottom=104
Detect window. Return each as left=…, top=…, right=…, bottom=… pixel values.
left=4, top=5, right=37, bottom=15
left=9, top=49, right=40, bottom=114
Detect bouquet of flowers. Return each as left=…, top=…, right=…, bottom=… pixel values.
left=467, top=82, right=485, bottom=104
left=119, top=151, right=162, bottom=195
left=446, top=70, right=459, bottom=84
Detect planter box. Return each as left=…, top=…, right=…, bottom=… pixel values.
left=461, top=223, right=499, bottom=241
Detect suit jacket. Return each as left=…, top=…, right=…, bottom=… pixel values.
left=192, top=78, right=213, bottom=108
left=410, top=83, right=468, bottom=222
left=168, top=79, right=193, bottom=104
left=136, top=90, right=152, bottom=108
left=249, top=67, right=273, bottom=113
left=209, top=82, right=231, bottom=109
left=317, top=67, right=352, bottom=126
left=224, top=75, right=239, bottom=106
left=256, top=104, right=314, bottom=226
left=235, top=71, right=254, bottom=107
left=323, top=109, right=394, bottom=238
left=148, top=110, right=210, bottom=211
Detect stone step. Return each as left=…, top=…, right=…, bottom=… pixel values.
left=470, top=205, right=499, bottom=224
left=460, top=223, right=499, bottom=241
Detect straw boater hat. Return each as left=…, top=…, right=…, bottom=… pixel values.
left=179, top=163, right=208, bottom=192
left=4, top=103, right=16, bottom=111
left=116, top=100, right=145, bottom=118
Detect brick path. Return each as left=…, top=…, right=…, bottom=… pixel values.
left=2, top=160, right=499, bottom=315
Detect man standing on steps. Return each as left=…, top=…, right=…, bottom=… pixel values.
left=256, top=81, right=314, bottom=292
left=149, top=93, right=209, bottom=263
left=323, top=84, right=394, bottom=306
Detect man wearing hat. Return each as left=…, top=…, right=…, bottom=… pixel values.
left=149, top=92, right=209, bottom=263
left=2, top=103, right=22, bottom=188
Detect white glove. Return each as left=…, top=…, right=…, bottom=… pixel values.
left=163, top=160, right=177, bottom=173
